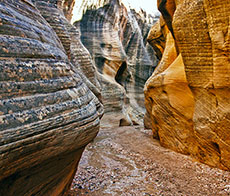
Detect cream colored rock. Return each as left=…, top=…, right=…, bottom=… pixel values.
left=75, top=0, right=158, bottom=125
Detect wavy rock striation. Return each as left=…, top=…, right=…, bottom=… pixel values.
left=75, top=0, right=158, bottom=125
left=145, top=0, right=230, bottom=170
left=0, top=0, right=103, bottom=195
left=33, top=0, right=103, bottom=105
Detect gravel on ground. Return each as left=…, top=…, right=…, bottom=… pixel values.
left=69, top=123, right=230, bottom=196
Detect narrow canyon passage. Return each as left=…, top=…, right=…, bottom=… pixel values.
left=69, top=115, right=230, bottom=196
left=1, top=1, right=229, bottom=195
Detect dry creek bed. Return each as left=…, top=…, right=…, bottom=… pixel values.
left=69, top=124, right=230, bottom=196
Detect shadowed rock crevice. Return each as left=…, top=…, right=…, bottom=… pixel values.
left=115, top=61, right=128, bottom=86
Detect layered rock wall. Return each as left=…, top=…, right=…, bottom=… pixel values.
left=145, top=0, right=230, bottom=170
left=0, top=0, right=103, bottom=195
left=75, top=0, right=158, bottom=125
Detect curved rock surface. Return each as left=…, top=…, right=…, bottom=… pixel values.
left=33, top=0, right=102, bottom=104
left=75, top=0, right=158, bottom=125
left=0, top=0, right=103, bottom=195
left=145, top=0, right=230, bottom=170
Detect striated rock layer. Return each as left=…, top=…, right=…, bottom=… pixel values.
left=0, top=0, right=103, bottom=195
left=145, top=0, right=230, bottom=170
left=75, top=0, right=158, bottom=125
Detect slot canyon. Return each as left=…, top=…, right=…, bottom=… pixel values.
left=0, top=0, right=229, bottom=195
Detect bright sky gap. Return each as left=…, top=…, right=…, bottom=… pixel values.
left=71, top=0, right=159, bottom=23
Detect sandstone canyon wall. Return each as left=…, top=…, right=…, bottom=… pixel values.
left=145, top=0, right=230, bottom=170
left=75, top=0, right=159, bottom=125
left=0, top=0, right=103, bottom=195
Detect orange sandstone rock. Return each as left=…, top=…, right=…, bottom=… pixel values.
left=145, top=0, right=230, bottom=170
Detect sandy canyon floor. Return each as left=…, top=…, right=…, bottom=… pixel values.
left=69, top=115, right=230, bottom=196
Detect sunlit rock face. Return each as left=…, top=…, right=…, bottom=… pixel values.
left=63, top=0, right=76, bottom=21
left=75, top=0, right=158, bottom=125
left=0, top=0, right=103, bottom=195
left=145, top=0, right=230, bottom=170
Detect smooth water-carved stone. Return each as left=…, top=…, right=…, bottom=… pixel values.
left=0, top=0, right=103, bottom=195
left=34, top=0, right=103, bottom=106
left=75, top=0, right=158, bottom=125
left=145, top=0, right=230, bottom=170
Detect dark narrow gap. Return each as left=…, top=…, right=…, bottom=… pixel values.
left=211, top=142, right=221, bottom=154
left=95, top=57, right=106, bottom=73
left=115, top=61, right=127, bottom=85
